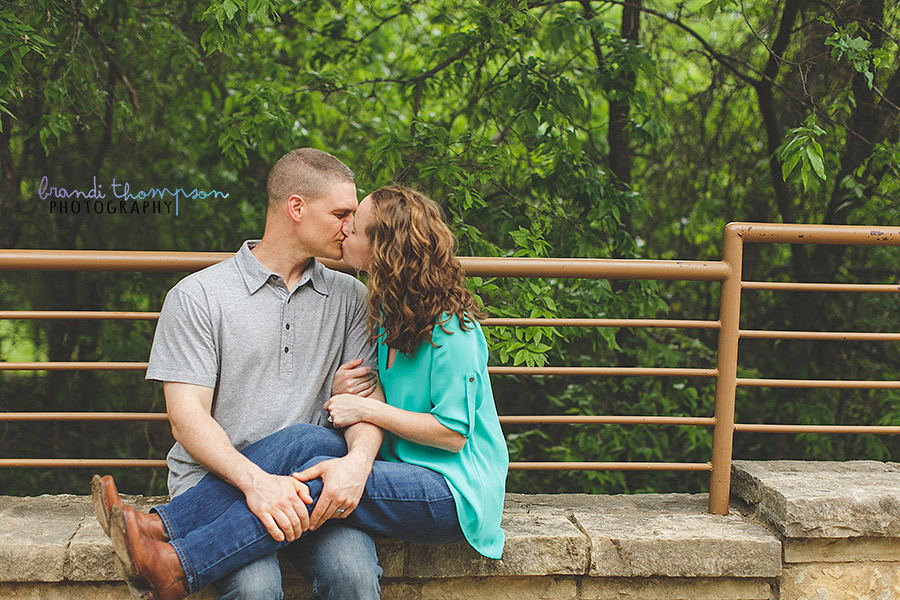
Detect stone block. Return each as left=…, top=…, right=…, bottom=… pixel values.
left=581, top=576, right=774, bottom=599
left=375, top=537, right=407, bottom=578
left=0, top=582, right=133, bottom=599
left=0, top=494, right=91, bottom=582
left=2, top=491, right=789, bottom=595
left=780, top=562, right=900, bottom=600
left=381, top=581, right=424, bottom=599
left=504, top=493, right=635, bottom=515
left=575, top=494, right=781, bottom=578
left=418, top=576, right=577, bottom=599
left=0, top=582, right=215, bottom=599
left=405, top=509, right=588, bottom=578
left=732, top=461, right=900, bottom=539
left=282, top=580, right=314, bottom=600
left=0, top=495, right=24, bottom=512
left=66, top=517, right=120, bottom=581
left=626, top=493, right=712, bottom=514
left=63, top=495, right=170, bottom=583
left=783, top=538, right=900, bottom=564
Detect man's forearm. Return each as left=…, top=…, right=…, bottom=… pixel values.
left=341, top=382, right=385, bottom=466
left=174, top=409, right=270, bottom=492
left=342, top=420, right=384, bottom=466
left=165, top=382, right=268, bottom=494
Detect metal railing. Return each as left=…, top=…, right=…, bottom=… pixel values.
left=1, top=222, right=899, bottom=514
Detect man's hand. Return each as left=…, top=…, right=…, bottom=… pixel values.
left=292, top=453, right=371, bottom=530
left=165, top=382, right=316, bottom=541
left=331, top=358, right=378, bottom=397
left=243, top=471, right=314, bottom=542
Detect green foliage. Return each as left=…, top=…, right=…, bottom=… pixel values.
left=2, top=0, right=899, bottom=497
left=200, top=0, right=279, bottom=55
left=779, top=115, right=827, bottom=191
left=823, top=19, right=890, bottom=90
left=700, top=0, right=738, bottom=20
left=488, top=220, right=560, bottom=368
left=0, top=5, right=52, bottom=124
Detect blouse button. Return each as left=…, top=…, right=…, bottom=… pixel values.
left=468, top=377, right=474, bottom=382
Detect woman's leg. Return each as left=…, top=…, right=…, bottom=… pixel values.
left=342, top=459, right=462, bottom=545
left=169, top=458, right=461, bottom=593
left=154, top=423, right=348, bottom=539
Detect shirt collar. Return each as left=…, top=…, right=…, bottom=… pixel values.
left=307, top=258, right=330, bottom=296
left=235, top=240, right=329, bottom=296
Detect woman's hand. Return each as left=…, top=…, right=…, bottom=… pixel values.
left=331, top=358, right=378, bottom=397
left=325, top=393, right=379, bottom=428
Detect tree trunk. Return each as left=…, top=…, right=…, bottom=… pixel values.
left=0, top=113, right=22, bottom=249
left=607, top=0, right=641, bottom=186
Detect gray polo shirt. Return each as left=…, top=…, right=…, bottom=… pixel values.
left=146, top=240, right=374, bottom=496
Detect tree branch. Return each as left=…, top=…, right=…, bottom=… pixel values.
left=754, top=0, right=801, bottom=229
left=64, top=0, right=139, bottom=109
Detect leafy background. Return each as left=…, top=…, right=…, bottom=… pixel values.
left=1, top=0, right=898, bottom=496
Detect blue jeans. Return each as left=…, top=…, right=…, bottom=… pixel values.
left=153, top=423, right=462, bottom=595
left=210, top=525, right=381, bottom=600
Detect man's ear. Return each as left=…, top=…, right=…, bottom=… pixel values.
left=286, top=194, right=305, bottom=223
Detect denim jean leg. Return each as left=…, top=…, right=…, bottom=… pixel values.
left=155, top=423, right=349, bottom=536
left=284, top=523, right=381, bottom=600
left=211, top=553, right=284, bottom=600
left=153, top=476, right=243, bottom=540
left=340, top=458, right=463, bottom=545
left=171, top=497, right=292, bottom=593
left=167, top=455, right=458, bottom=596
left=239, top=423, right=348, bottom=473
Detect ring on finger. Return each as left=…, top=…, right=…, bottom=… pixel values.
left=336, top=508, right=346, bottom=515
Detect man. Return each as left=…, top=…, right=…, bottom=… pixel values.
left=145, top=148, right=382, bottom=599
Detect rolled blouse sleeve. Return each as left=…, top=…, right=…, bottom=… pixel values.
left=428, top=317, right=485, bottom=438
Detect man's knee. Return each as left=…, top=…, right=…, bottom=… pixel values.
left=212, top=554, right=284, bottom=600
left=317, top=547, right=380, bottom=596
left=310, top=562, right=380, bottom=600
left=287, top=525, right=381, bottom=600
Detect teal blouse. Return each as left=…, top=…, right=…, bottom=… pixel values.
left=377, top=314, right=508, bottom=559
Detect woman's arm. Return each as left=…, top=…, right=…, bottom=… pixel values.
left=325, top=393, right=466, bottom=453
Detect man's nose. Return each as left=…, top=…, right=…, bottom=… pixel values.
left=340, top=219, right=351, bottom=237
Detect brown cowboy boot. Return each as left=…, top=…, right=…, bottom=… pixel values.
left=109, top=505, right=189, bottom=600
left=91, top=474, right=168, bottom=541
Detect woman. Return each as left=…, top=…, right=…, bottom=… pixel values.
left=96, top=186, right=508, bottom=600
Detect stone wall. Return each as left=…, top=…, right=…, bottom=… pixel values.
left=2, top=461, right=899, bottom=599
left=733, top=460, right=900, bottom=600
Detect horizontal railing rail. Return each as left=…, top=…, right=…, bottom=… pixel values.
left=2, top=222, right=899, bottom=514
left=704, top=223, right=900, bottom=513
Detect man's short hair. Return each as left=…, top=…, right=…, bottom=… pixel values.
left=266, top=148, right=355, bottom=210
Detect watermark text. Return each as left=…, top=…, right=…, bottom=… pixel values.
left=39, top=176, right=229, bottom=216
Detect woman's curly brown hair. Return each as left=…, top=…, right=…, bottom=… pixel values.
left=365, top=186, right=484, bottom=354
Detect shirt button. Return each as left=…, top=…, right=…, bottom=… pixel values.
left=285, top=323, right=290, bottom=330
left=284, top=347, right=289, bottom=353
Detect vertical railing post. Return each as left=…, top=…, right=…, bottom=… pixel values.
left=708, top=224, right=744, bottom=515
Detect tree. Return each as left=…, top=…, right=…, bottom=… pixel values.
left=1, top=0, right=897, bottom=496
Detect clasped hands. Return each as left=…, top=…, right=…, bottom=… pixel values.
left=248, top=452, right=371, bottom=543
left=248, top=358, right=379, bottom=542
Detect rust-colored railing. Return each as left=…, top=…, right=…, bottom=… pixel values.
left=2, top=222, right=899, bottom=514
